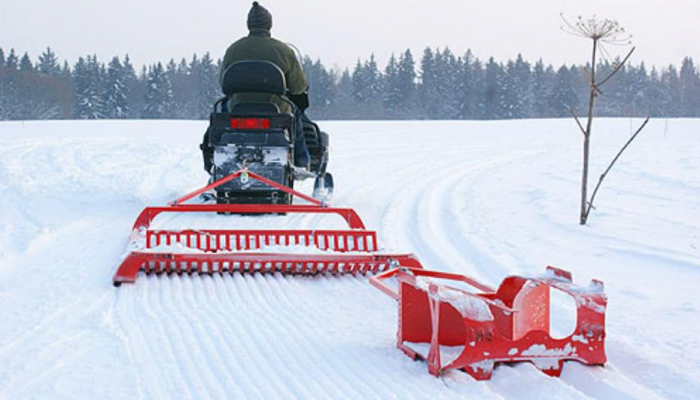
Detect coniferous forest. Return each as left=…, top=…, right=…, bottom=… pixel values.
left=1, top=46, right=699, bottom=121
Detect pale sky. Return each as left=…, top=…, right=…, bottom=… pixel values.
left=1, top=0, right=699, bottom=71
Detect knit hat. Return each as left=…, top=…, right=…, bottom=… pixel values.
left=247, top=2, right=272, bottom=32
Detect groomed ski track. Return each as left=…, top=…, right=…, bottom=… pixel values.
left=1, top=120, right=699, bottom=399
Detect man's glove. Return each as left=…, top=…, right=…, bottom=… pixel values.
left=288, top=92, right=309, bottom=112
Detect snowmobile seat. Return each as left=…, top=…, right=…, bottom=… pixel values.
left=221, top=60, right=287, bottom=97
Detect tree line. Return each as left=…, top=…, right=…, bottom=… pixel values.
left=1, top=46, right=699, bottom=121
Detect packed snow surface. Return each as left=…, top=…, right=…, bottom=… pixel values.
left=1, top=119, right=699, bottom=399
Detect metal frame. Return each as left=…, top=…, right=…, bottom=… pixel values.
left=113, top=169, right=423, bottom=286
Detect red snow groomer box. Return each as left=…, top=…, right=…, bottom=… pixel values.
left=370, top=266, right=607, bottom=380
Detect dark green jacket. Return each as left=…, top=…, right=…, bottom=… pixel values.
left=221, top=32, right=307, bottom=113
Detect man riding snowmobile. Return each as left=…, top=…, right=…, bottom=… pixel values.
left=220, top=1, right=311, bottom=168
left=200, top=1, right=332, bottom=203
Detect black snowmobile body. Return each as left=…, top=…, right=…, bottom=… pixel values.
left=203, top=61, right=332, bottom=204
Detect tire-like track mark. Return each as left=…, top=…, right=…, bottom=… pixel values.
left=116, top=278, right=194, bottom=399
left=251, top=275, right=363, bottom=398
left=233, top=273, right=346, bottom=399
left=380, top=150, right=540, bottom=282
left=221, top=273, right=320, bottom=399
left=257, top=274, right=384, bottom=399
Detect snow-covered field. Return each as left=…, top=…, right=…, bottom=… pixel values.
left=1, top=118, right=699, bottom=399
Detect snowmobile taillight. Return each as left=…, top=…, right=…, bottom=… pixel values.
left=231, top=118, right=271, bottom=130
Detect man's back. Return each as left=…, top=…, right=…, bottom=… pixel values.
left=220, top=3, right=307, bottom=114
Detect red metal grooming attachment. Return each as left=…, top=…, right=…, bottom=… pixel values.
left=370, top=266, right=607, bottom=380
left=113, top=169, right=424, bottom=286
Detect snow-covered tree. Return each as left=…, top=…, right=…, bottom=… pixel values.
left=332, top=69, right=355, bottom=118
left=483, top=57, right=507, bottom=119
left=679, top=57, right=700, bottom=117
left=434, top=47, right=461, bottom=119
left=530, top=60, right=549, bottom=118
left=38, top=47, right=60, bottom=75
left=548, top=65, right=578, bottom=117
left=302, top=57, right=336, bottom=119
left=104, top=56, right=129, bottom=118
left=142, top=62, right=173, bottom=119
left=418, top=47, right=439, bottom=118
left=19, top=52, right=34, bottom=71
left=74, top=55, right=106, bottom=119
left=5, top=49, right=19, bottom=70
left=382, top=53, right=401, bottom=116
left=660, top=65, right=682, bottom=117
left=395, top=50, right=416, bottom=117
left=193, top=53, right=219, bottom=118
left=503, top=54, right=532, bottom=119
left=0, top=49, right=7, bottom=119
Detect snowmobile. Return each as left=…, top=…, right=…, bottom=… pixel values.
left=201, top=60, right=333, bottom=204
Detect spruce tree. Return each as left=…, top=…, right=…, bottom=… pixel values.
left=679, top=57, right=700, bottom=117
left=396, top=49, right=416, bottom=117
left=351, top=56, right=382, bottom=118
left=168, top=58, right=190, bottom=118
left=660, top=65, right=682, bottom=117
left=597, top=58, right=629, bottom=116
left=105, top=56, right=129, bottom=118
left=74, top=55, right=106, bottom=119
left=548, top=65, right=578, bottom=117
left=419, top=47, right=439, bottom=118
left=333, top=69, right=354, bottom=118
left=19, top=52, right=34, bottom=71
left=302, top=57, right=335, bottom=118
left=646, top=67, right=665, bottom=116
left=382, top=53, right=401, bottom=117
left=504, top=54, right=532, bottom=119
left=364, top=54, right=382, bottom=105
left=313, top=60, right=336, bottom=114
left=455, top=50, right=480, bottom=119
left=483, top=57, right=506, bottom=119
left=351, top=59, right=365, bottom=103
left=0, top=64, right=17, bottom=120
left=0, top=48, right=6, bottom=119
left=531, top=60, right=551, bottom=118
left=470, top=58, right=486, bottom=119
left=142, top=62, right=173, bottom=119
left=195, top=52, right=219, bottom=118
left=629, top=63, right=651, bottom=116
left=5, top=49, right=19, bottom=70
left=73, top=57, right=88, bottom=118
left=433, top=47, right=460, bottom=119
left=38, top=47, right=60, bottom=75
left=121, top=55, right=141, bottom=118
